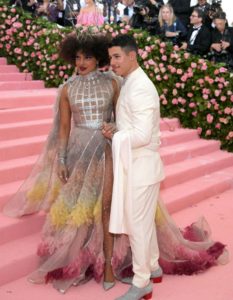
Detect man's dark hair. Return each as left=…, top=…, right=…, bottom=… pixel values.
left=213, top=11, right=226, bottom=20
left=109, top=34, right=138, bottom=53
left=193, top=8, right=205, bottom=21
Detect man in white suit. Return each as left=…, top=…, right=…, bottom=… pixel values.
left=103, top=34, right=165, bottom=300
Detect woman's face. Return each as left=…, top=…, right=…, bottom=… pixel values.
left=85, top=0, right=94, bottom=5
left=161, top=8, right=171, bottom=22
left=75, top=51, right=98, bottom=75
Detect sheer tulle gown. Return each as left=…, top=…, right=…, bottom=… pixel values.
left=3, top=71, right=228, bottom=292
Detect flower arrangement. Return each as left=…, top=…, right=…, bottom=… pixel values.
left=0, top=1, right=232, bottom=151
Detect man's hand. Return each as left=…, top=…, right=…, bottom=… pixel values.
left=221, top=40, right=230, bottom=50
left=102, top=122, right=116, bottom=140
left=180, top=42, right=188, bottom=50
left=211, top=43, right=222, bottom=52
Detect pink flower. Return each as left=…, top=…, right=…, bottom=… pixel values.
left=59, top=71, right=64, bottom=77
left=220, top=96, right=226, bottom=102
left=214, top=90, right=221, bottom=97
left=161, top=55, right=167, bottom=61
left=155, top=75, right=162, bottom=81
left=201, top=64, right=207, bottom=70
left=189, top=102, right=196, bottom=108
left=187, top=93, right=193, bottom=98
left=172, top=89, right=178, bottom=96
left=205, top=129, right=212, bottom=136
left=184, top=52, right=190, bottom=59
left=160, top=42, right=166, bottom=48
left=215, top=123, right=221, bottom=129
left=219, top=118, right=228, bottom=124
left=163, top=75, right=169, bottom=80
left=162, top=99, right=168, bottom=105
left=177, top=69, right=183, bottom=75
left=219, top=67, right=227, bottom=73
left=12, top=22, right=23, bottom=28
left=191, top=62, right=197, bottom=68
left=176, top=83, right=181, bottom=88
left=181, top=75, right=187, bottom=82
left=197, top=127, right=202, bottom=134
left=159, top=48, right=165, bottom=54
left=224, top=107, right=231, bottom=114
left=207, top=114, right=214, bottom=124
left=192, top=111, right=197, bottom=117
left=14, top=48, right=22, bottom=54
left=203, top=94, right=209, bottom=100
left=214, top=69, right=219, bottom=75
left=172, top=98, right=178, bottom=105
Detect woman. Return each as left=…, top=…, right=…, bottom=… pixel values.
left=3, top=32, right=128, bottom=293
left=157, top=4, right=187, bottom=45
left=76, top=0, right=104, bottom=26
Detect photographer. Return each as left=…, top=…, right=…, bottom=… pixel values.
left=209, top=12, right=233, bottom=69
left=168, top=0, right=191, bottom=28
left=157, top=4, right=187, bottom=46
left=130, top=0, right=163, bottom=34
left=9, top=0, right=40, bottom=13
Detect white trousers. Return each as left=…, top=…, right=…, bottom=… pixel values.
left=127, top=183, right=160, bottom=288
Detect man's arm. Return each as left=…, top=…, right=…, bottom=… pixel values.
left=127, top=86, right=157, bottom=149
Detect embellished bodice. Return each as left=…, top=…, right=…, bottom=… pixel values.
left=67, top=71, right=114, bottom=130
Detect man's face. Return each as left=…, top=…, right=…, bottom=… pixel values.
left=190, top=12, right=202, bottom=25
left=198, top=0, right=207, bottom=6
left=214, top=18, right=226, bottom=32
left=108, top=46, right=134, bottom=77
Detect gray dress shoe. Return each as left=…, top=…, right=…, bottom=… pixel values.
left=103, top=281, right=116, bottom=291
left=151, top=266, right=163, bottom=283
left=121, top=266, right=163, bottom=284
left=115, top=282, right=153, bottom=300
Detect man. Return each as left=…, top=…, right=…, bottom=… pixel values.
left=210, top=12, right=233, bottom=68
left=168, top=0, right=191, bottom=28
left=57, top=0, right=81, bottom=26
left=103, top=34, right=164, bottom=300
left=180, top=8, right=211, bottom=56
left=191, top=0, right=212, bottom=28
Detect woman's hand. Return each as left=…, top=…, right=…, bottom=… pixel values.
left=57, top=161, right=69, bottom=184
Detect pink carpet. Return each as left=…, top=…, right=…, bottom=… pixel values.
left=0, top=57, right=232, bottom=300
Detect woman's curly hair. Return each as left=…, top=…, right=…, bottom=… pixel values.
left=59, top=32, right=110, bottom=67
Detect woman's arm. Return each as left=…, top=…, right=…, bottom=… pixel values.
left=57, top=85, right=71, bottom=183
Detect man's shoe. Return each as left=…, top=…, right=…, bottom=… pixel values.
left=121, top=266, right=163, bottom=284
left=115, top=282, right=153, bottom=300
left=151, top=266, right=163, bottom=283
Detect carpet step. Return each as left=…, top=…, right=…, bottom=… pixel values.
left=0, top=57, right=7, bottom=65
left=0, top=233, right=40, bottom=286
left=0, top=105, right=53, bottom=124
left=0, top=155, right=38, bottom=184
left=161, top=166, right=233, bottom=213
left=160, top=138, right=220, bottom=165
left=0, top=135, right=46, bottom=161
left=0, top=81, right=44, bottom=91
left=0, top=89, right=56, bottom=109
left=161, top=128, right=198, bottom=147
left=0, top=180, right=23, bottom=211
left=0, top=189, right=232, bottom=297
left=0, top=119, right=53, bottom=141
left=0, top=72, right=32, bottom=81
left=0, top=213, right=45, bottom=246
left=0, top=65, right=19, bottom=72
left=162, top=150, right=233, bottom=189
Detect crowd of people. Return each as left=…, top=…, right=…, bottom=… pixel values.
left=8, top=0, right=233, bottom=68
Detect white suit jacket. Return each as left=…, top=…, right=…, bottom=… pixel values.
left=109, top=67, right=165, bottom=234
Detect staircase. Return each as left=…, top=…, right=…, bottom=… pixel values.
left=0, top=57, right=232, bottom=300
